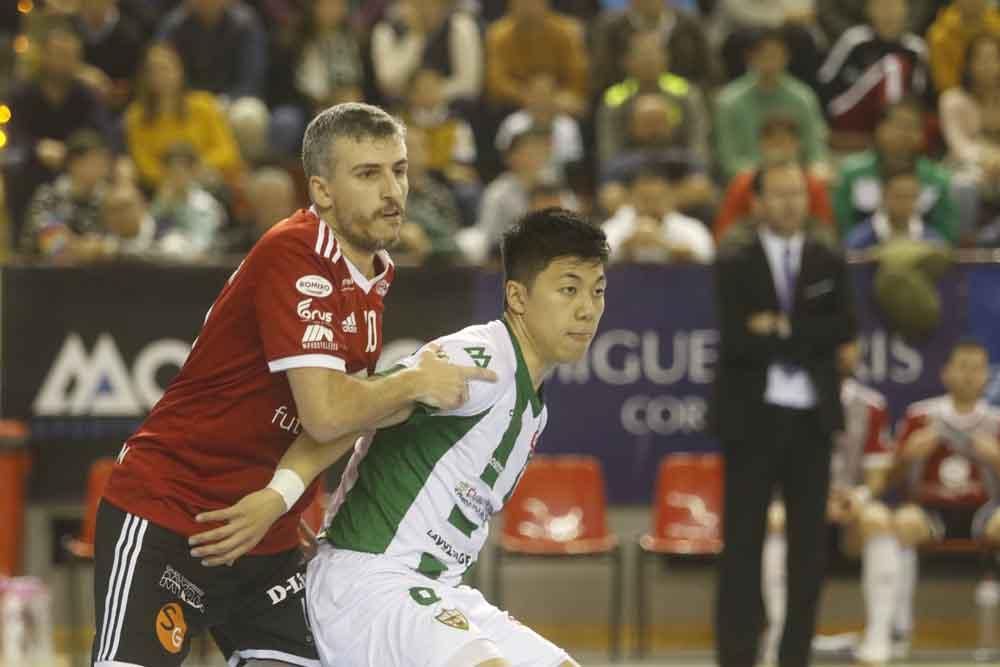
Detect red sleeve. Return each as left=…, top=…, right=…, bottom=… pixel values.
left=252, top=237, right=350, bottom=374
left=808, top=175, right=834, bottom=227
left=864, top=404, right=891, bottom=455
left=894, top=411, right=928, bottom=457
left=715, top=172, right=754, bottom=241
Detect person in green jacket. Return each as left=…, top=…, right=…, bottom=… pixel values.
left=833, top=98, right=961, bottom=243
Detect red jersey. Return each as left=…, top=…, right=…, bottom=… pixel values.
left=104, top=208, right=395, bottom=554
left=895, top=396, right=1000, bottom=509
left=832, top=379, right=891, bottom=489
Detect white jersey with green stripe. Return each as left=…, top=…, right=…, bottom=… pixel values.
left=323, top=318, right=547, bottom=584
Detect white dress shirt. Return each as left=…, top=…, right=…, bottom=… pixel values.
left=759, top=228, right=817, bottom=409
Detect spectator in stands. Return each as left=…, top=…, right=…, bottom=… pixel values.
left=600, top=94, right=716, bottom=219
left=596, top=29, right=709, bottom=167
left=101, top=183, right=157, bottom=256
left=157, top=0, right=267, bottom=103
left=400, top=67, right=480, bottom=225
left=496, top=72, right=584, bottom=179
left=817, top=0, right=940, bottom=43
left=21, top=129, right=110, bottom=260
left=928, top=0, right=1000, bottom=94
left=151, top=142, right=227, bottom=258
left=527, top=178, right=577, bottom=213
left=940, top=33, right=1000, bottom=245
left=710, top=2, right=824, bottom=90
left=833, top=98, right=960, bottom=243
left=602, top=161, right=715, bottom=264
left=224, top=166, right=298, bottom=254
left=844, top=164, right=947, bottom=251
left=399, top=127, right=465, bottom=264
left=124, top=42, right=243, bottom=191
left=714, top=114, right=834, bottom=243
left=817, top=0, right=932, bottom=152
left=866, top=340, right=1000, bottom=662
left=295, top=0, right=364, bottom=114
left=714, top=29, right=829, bottom=183
left=4, top=22, right=112, bottom=247
left=486, top=0, right=589, bottom=117
left=73, top=0, right=145, bottom=112
left=476, top=124, right=556, bottom=255
left=590, top=0, right=714, bottom=92
left=371, top=0, right=482, bottom=105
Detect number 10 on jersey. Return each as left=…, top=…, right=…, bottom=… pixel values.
left=364, top=310, right=378, bottom=353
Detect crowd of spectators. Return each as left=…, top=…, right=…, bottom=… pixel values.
left=3, top=0, right=1000, bottom=266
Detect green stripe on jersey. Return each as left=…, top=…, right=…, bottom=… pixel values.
left=326, top=408, right=489, bottom=553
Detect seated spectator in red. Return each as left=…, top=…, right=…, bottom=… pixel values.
left=157, top=0, right=267, bottom=103
left=715, top=115, right=833, bottom=243
left=818, top=0, right=932, bottom=151
left=295, top=0, right=364, bottom=114
left=486, top=0, right=589, bottom=117
left=844, top=164, right=947, bottom=251
left=21, top=130, right=111, bottom=261
left=73, top=0, right=146, bottom=111
left=371, top=0, right=482, bottom=105
left=4, top=22, right=112, bottom=247
left=876, top=340, right=1000, bottom=658
left=124, top=43, right=243, bottom=191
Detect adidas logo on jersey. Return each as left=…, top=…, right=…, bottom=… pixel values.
left=341, top=313, right=358, bottom=334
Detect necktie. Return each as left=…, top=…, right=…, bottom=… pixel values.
left=780, top=242, right=797, bottom=314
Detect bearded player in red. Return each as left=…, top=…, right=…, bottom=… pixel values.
left=91, top=103, right=496, bottom=667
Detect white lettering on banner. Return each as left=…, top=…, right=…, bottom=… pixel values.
left=557, top=330, right=719, bottom=386
left=621, top=395, right=708, bottom=436
left=33, top=334, right=190, bottom=416
left=856, top=331, right=922, bottom=384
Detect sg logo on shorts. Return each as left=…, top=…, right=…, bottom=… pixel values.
left=155, top=602, right=187, bottom=654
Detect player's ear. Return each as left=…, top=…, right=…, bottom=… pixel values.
left=308, top=175, right=333, bottom=210
left=505, top=280, right=527, bottom=315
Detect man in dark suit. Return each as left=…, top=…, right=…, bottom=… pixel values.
left=713, top=160, right=857, bottom=667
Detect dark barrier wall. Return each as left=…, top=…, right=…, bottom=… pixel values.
left=3, top=263, right=999, bottom=503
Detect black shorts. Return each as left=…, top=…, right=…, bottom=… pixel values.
left=91, top=500, right=319, bottom=666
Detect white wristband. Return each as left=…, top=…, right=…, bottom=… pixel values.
left=266, top=468, right=306, bottom=513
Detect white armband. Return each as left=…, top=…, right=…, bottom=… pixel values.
left=266, top=468, right=306, bottom=513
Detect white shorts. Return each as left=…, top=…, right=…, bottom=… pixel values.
left=305, top=546, right=570, bottom=667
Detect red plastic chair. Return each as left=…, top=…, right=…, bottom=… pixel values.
left=635, top=453, right=724, bottom=656
left=495, top=455, right=622, bottom=659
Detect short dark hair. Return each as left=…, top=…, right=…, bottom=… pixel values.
left=301, top=103, right=405, bottom=179
left=65, top=129, right=107, bottom=161
left=881, top=160, right=919, bottom=185
left=749, top=27, right=788, bottom=53
left=502, top=208, right=609, bottom=303
left=751, top=159, right=804, bottom=195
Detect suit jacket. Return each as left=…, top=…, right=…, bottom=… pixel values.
left=712, top=231, right=857, bottom=440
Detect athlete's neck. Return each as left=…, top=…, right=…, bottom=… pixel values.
left=316, top=213, right=377, bottom=278
left=952, top=396, right=979, bottom=415
left=504, top=313, right=552, bottom=390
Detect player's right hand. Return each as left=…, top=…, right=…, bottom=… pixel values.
left=413, top=344, right=498, bottom=410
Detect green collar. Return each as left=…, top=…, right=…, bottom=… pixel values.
left=502, top=317, right=544, bottom=417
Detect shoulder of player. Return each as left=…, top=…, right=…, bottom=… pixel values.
left=435, top=321, right=517, bottom=380
left=843, top=379, right=887, bottom=409
left=250, top=210, right=338, bottom=262
left=905, top=395, right=947, bottom=420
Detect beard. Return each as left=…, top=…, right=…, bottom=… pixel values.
left=332, top=200, right=404, bottom=253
